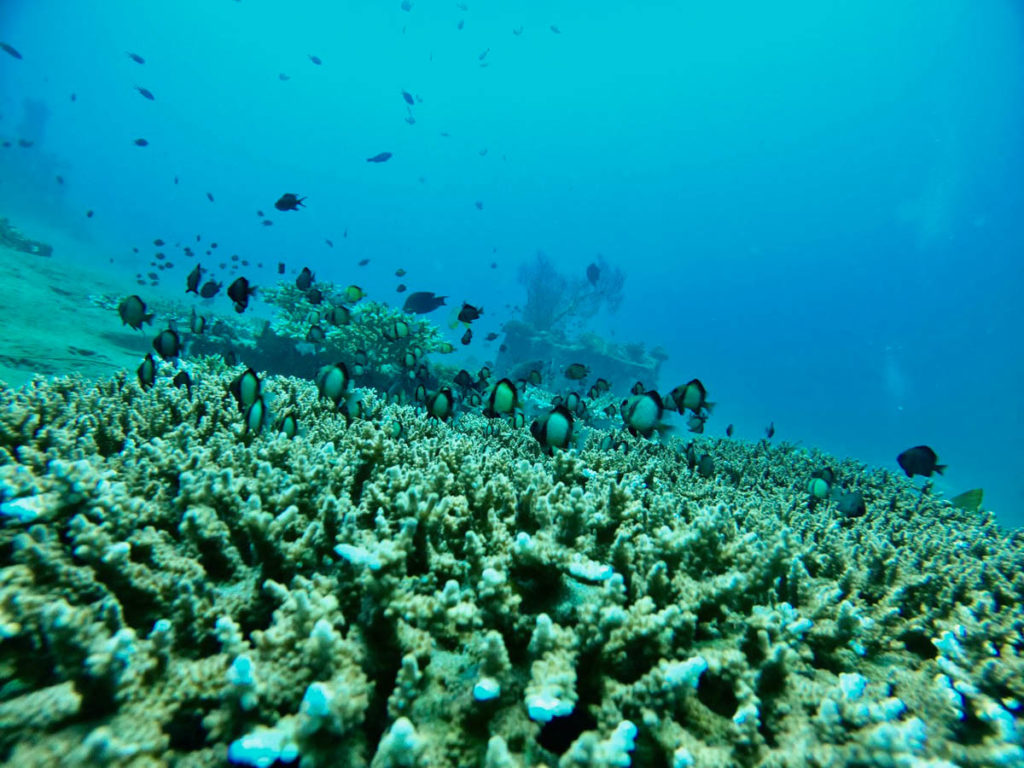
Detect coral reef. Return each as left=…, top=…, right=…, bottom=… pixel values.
left=0, top=363, right=1022, bottom=766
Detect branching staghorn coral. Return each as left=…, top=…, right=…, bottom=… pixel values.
left=0, top=366, right=1021, bottom=766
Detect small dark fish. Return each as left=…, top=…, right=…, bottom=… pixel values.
left=134, top=138, right=149, bottom=146
left=244, top=396, right=269, bottom=435
left=426, top=388, right=455, bottom=421
left=308, top=54, right=322, bottom=65
left=478, top=48, right=489, bottom=61
left=485, top=332, right=498, bottom=341
left=279, top=412, right=299, bottom=439
left=118, top=295, right=154, bottom=330
left=206, top=192, right=214, bottom=202
left=262, top=219, right=273, bottom=226
left=513, top=26, right=523, bottom=36
left=135, top=86, right=155, bottom=100
left=173, top=370, right=192, bottom=397
left=474, top=201, right=483, bottom=210
left=137, top=353, right=156, bottom=389
left=565, top=363, right=589, bottom=380
left=306, top=288, right=323, bottom=305
left=325, top=305, right=351, bottom=326
left=186, top=264, right=203, bottom=293
left=278, top=73, right=290, bottom=81
left=325, top=239, right=333, bottom=248
left=307, top=325, right=326, bottom=344
left=199, top=280, right=222, bottom=298
left=765, top=422, right=775, bottom=439
left=697, top=454, right=715, bottom=479
left=726, top=424, right=734, bottom=437
left=153, top=238, right=164, bottom=246
left=355, top=258, right=369, bottom=267
left=458, top=303, right=482, bottom=323
left=837, top=491, right=866, bottom=518
left=461, top=328, right=472, bottom=345
left=897, top=445, right=946, bottom=478
left=152, top=328, right=182, bottom=360
left=174, top=176, right=179, bottom=184
left=366, top=152, right=392, bottom=163
left=127, top=52, right=145, bottom=64
left=296, top=267, right=314, bottom=291
left=228, top=277, right=255, bottom=312
left=586, top=262, right=600, bottom=285
left=396, top=284, right=407, bottom=293
left=275, top=193, right=305, bottom=211
left=395, top=268, right=406, bottom=277
left=531, top=405, right=574, bottom=453
left=315, top=362, right=351, bottom=408
left=230, top=368, right=262, bottom=411
left=486, top=379, right=519, bottom=417
left=70, top=93, right=76, bottom=101
left=278, top=262, right=285, bottom=274
left=670, top=379, right=714, bottom=415
left=687, top=413, right=708, bottom=434
left=403, top=291, right=447, bottom=314
left=622, top=391, right=668, bottom=438
left=1, top=42, right=23, bottom=59
left=189, top=308, right=206, bottom=335
left=402, top=91, right=415, bottom=105
left=550, top=25, right=561, bottom=33
left=256, top=210, right=264, bottom=217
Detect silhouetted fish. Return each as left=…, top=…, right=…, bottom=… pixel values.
left=366, top=152, right=392, bottom=163
left=135, top=86, right=155, bottom=100
left=897, top=445, right=946, bottom=478
left=403, top=291, right=446, bottom=314
left=127, top=52, right=145, bottom=64
left=275, top=193, right=305, bottom=211
left=402, top=91, right=414, bottom=105
left=0, top=43, right=23, bottom=60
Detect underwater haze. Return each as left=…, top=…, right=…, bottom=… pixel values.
left=1, top=0, right=1022, bottom=527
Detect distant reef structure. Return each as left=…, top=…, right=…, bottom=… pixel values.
left=500, top=250, right=663, bottom=389
left=0, top=216, right=52, bottom=258
left=1, top=361, right=1022, bottom=766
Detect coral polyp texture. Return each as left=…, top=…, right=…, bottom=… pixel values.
left=0, top=365, right=1022, bottom=767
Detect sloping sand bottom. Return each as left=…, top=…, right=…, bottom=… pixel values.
left=0, top=242, right=154, bottom=388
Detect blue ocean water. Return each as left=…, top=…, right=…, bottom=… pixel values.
left=0, top=0, right=1021, bottom=526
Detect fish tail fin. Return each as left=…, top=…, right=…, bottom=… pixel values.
left=935, top=464, right=947, bottom=475
left=144, top=312, right=155, bottom=325
left=704, top=401, right=715, bottom=413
